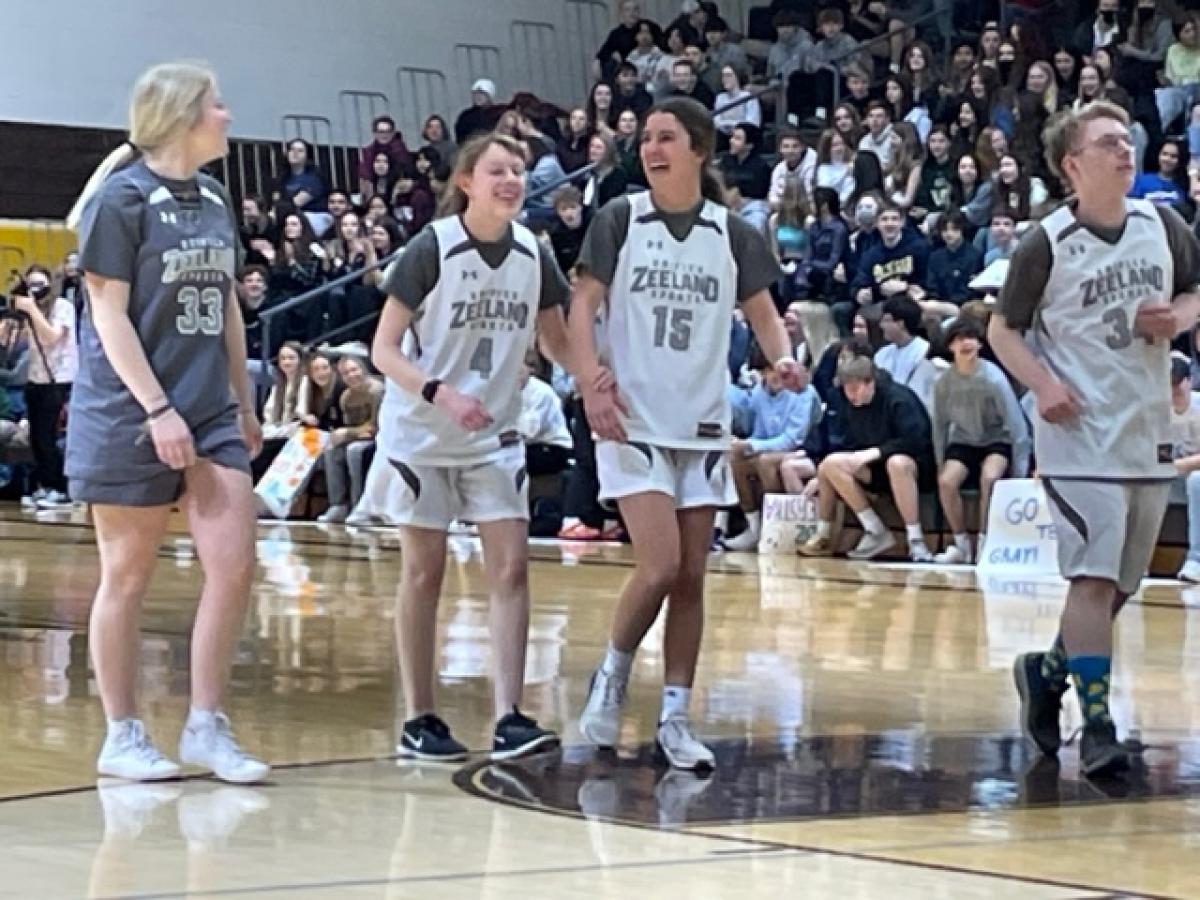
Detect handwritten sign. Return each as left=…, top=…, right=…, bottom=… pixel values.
left=254, top=427, right=330, bottom=519
left=976, top=479, right=1060, bottom=577
left=759, top=493, right=820, bottom=554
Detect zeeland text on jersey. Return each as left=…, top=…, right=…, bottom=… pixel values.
left=161, top=238, right=237, bottom=285
left=629, top=263, right=720, bottom=304
left=449, top=287, right=529, bottom=332
left=1080, top=257, right=1165, bottom=308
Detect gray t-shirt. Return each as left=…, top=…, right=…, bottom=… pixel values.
left=67, top=159, right=242, bottom=480
left=577, top=194, right=781, bottom=300
left=381, top=220, right=568, bottom=313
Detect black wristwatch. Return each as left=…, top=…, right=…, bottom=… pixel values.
left=421, top=379, right=443, bottom=404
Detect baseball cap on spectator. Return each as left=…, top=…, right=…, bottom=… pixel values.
left=471, top=79, right=497, bottom=101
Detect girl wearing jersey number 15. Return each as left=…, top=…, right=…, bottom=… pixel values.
left=572, top=98, right=804, bottom=771
left=371, top=134, right=594, bottom=762
left=65, top=63, right=268, bottom=783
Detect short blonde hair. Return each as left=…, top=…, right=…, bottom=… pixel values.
left=68, top=61, right=216, bottom=229
left=1042, top=99, right=1130, bottom=186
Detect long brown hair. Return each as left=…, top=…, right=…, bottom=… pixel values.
left=436, top=133, right=527, bottom=218
left=644, top=96, right=726, bottom=205
left=271, top=340, right=306, bottom=422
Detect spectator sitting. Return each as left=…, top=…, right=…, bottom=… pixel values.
left=519, top=356, right=573, bottom=478
left=0, top=317, right=29, bottom=422
left=983, top=209, right=1018, bottom=266
left=419, top=114, right=456, bottom=167
left=1157, top=17, right=1200, bottom=133
left=1130, top=140, right=1192, bottom=218
left=358, top=115, right=412, bottom=199
left=391, top=162, right=435, bottom=235
left=594, top=0, right=642, bottom=83
left=843, top=64, right=873, bottom=117
left=317, top=355, right=383, bottom=523
left=558, top=108, right=593, bottom=174
left=613, top=109, right=646, bottom=186
left=237, top=264, right=272, bottom=364
left=362, top=152, right=399, bottom=206
left=930, top=318, right=1019, bottom=565
left=859, top=102, right=897, bottom=170
left=582, top=132, right=629, bottom=212
left=808, top=7, right=862, bottom=75
left=875, top=296, right=940, bottom=409
left=0, top=348, right=27, bottom=461
left=323, top=190, right=352, bottom=239
left=952, top=153, right=994, bottom=233
left=814, top=129, right=855, bottom=207
left=700, top=16, right=750, bottom=95
left=240, top=194, right=277, bottom=268
left=299, top=351, right=343, bottom=434
left=713, top=66, right=762, bottom=140
left=723, top=168, right=770, bottom=237
left=770, top=180, right=811, bottom=297
left=724, top=352, right=824, bottom=551
left=627, top=19, right=670, bottom=94
left=807, top=187, right=849, bottom=301
left=1169, top=355, right=1200, bottom=582
left=924, top=211, right=983, bottom=318
left=718, top=123, right=772, bottom=201
left=766, top=9, right=813, bottom=86
left=253, top=340, right=307, bottom=482
left=612, top=62, right=654, bottom=121
left=262, top=211, right=329, bottom=341
left=278, top=139, right=331, bottom=236
left=587, top=82, right=617, bottom=136
left=454, top=78, right=503, bottom=144
left=989, top=154, right=1048, bottom=228
left=521, top=122, right=569, bottom=228
left=668, top=59, right=716, bottom=109
left=800, top=355, right=936, bottom=562
left=913, top=126, right=954, bottom=221
left=769, top=129, right=816, bottom=210
left=550, top=186, right=587, bottom=273
left=841, top=202, right=930, bottom=333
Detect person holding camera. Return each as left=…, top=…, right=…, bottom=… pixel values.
left=11, top=265, right=77, bottom=508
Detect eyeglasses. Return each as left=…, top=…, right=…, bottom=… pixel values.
left=1073, top=132, right=1134, bottom=155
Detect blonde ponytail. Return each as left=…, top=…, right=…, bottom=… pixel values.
left=66, top=143, right=138, bottom=230
left=66, top=61, right=216, bottom=231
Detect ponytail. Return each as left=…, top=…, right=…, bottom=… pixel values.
left=701, top=165, right=727, bottom=206
left=66, top=143, right=138, bottom=231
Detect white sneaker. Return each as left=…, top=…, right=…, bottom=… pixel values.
left=579, top=668, right=628, bottom=747
left=97, top=719, right=181, bottom=781
left=96, top=780, right=182, bottom=839
left=655, top=716, right=716, bottom=772
left=847, top=530, right=896, bottom=560
left=36, top=489, right=72, bottom=510
left=20, top=488, right=46, bottom=510
left=935, top=544, right=969, bottom=565
left=179, top=712, right=270, bottom=784
left=318, top=504, right=348, bottom=524
left=909, top=541, right=935, bottom=563
left=1179, top=560, right=1200, bottom=583
left=722, top=526, right=759, bottom=552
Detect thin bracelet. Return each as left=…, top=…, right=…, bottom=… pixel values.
left=147, top=403, right=174, bottom=422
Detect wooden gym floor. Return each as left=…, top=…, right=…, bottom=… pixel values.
left=1, top=505, right=1199, bottom=899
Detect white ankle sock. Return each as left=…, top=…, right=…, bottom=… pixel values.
left=816, top=520, right=833, bottom=539
left=714, top=511, right=729, bottom=533
left=660, top=685, right=691, bottom=722
left=745, top=510, right=761, bottom=534
left=905, top=523, right=925, bottom=544
left=954, top=533, right=971, bottom=553
left=186, top=707, right=218, bottom=729
left=601, top=644, right=634, bottom=679
left=107, top=717, right=135, bottom=739
left=859, top=509, right=885, bottom=535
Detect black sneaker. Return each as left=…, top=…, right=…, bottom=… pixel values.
left=491, top=708, right=560, bottom=761
left=396, top=714, right=468, bottom=762
left=1080, top=720, right=1131, bottom=778
left=1013, top=652, right=1067, bottom=756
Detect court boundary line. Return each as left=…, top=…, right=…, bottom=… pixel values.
left=454, top=763, right=1179, bottom=900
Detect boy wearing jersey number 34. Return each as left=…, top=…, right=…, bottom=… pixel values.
left=989, top=100, right=1200, bottom=777
left=571, top=98, right=803, bottom=771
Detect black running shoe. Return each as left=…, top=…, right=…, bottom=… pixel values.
left=1013, top=652, right=1066, bottom=755
left=491, top=708, right=560, bottom=761
left=1080, top=720, right=1131, bottom=778
left=397, top=714, right=469, bottom=762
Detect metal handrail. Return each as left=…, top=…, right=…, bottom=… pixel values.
left=711, top=79, right=783, bottom=121
left=257, top=159, right=599, bottom=367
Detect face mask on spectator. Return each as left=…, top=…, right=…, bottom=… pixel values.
left=855, top=202, right=878, bottom=228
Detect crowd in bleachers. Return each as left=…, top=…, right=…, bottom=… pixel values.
left=10, top=0, right=1200, bottom=572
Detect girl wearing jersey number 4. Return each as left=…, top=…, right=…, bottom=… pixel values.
left=573, top=98, right=803, bottom=771
left=371, top=134, right=586, bottom=761
left=65, top=63, right=268, bottom=783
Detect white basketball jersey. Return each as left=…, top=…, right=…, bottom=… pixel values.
left=605, top=192, right=739, bottom=449
left=1030, top=199, right=1174, bottom=479
left=378, top=216, right=541, bottom=465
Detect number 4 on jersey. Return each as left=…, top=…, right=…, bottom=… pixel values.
left=469, top=337, right=494, bottom=378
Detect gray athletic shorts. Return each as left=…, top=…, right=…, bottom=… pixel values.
left=1042, top=478, right=1170, bottom=595
left=388, top=445, right=529, bottom=530
left=69, top=409, right=251, bottom=507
